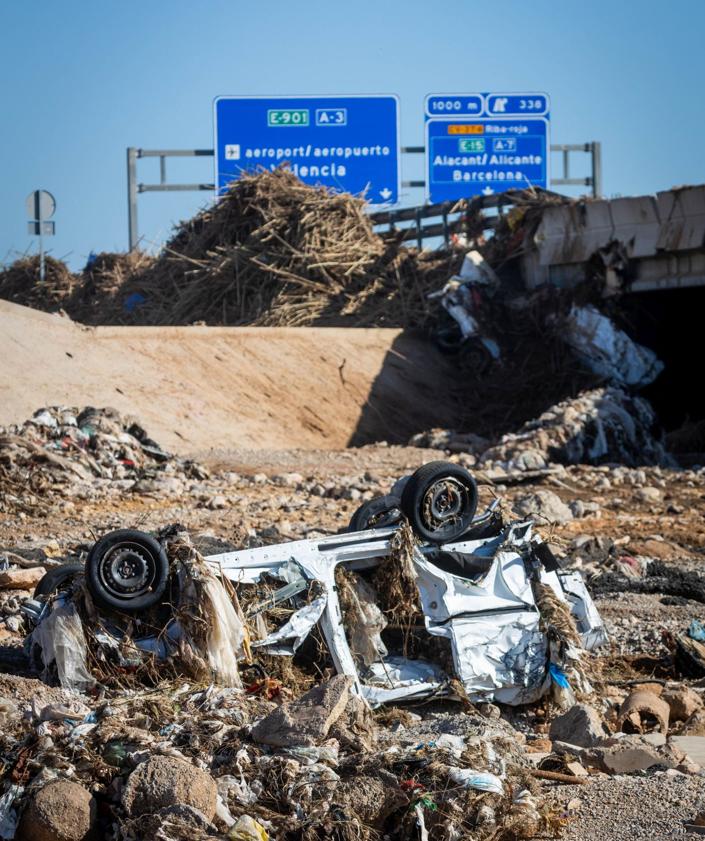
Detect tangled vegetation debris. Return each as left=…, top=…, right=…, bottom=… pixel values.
left=0, top=255, right=77, bottom=311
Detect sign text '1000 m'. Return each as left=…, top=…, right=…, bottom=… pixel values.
left=424, top=92, right=550, bottom=202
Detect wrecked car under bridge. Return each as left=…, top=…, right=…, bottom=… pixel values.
left=24, top=461, right=607, bottom=706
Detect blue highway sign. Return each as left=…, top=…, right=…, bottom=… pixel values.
left=214, top=95, right=400, bottom=205
left=425, top=93, right=550, bottom=202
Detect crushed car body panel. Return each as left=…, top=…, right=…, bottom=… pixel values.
left=205, top=518, right=607, bottom=706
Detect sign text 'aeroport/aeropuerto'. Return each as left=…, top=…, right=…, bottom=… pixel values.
left=214, top=95, right=400, bottom=205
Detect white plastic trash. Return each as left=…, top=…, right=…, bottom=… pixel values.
left=448, top=767, right=504, bottom=794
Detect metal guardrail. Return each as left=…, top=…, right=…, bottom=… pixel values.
left=367, top=191, right=552, bottom=249
left=127, top=143, right=602, bottom=250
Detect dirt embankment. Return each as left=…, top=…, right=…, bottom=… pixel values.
left=0, top=300, right=460, bottom=455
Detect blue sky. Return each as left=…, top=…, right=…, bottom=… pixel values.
left=2, top=0, right=704, bottom=270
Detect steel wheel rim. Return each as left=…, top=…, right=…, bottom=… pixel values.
left=96, top=541, right=158, bottom=601
left=423, top=478, right=468, bottom=532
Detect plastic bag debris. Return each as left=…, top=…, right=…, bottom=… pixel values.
left=548, top=663, right=577, bottom=711
left=689, top=619, right=705, bottom=641
left=229, top=814, right=269, bottom=841
left=451, top=249, right=499, bottom=286
left=414, top=802, right=430, bottom=841
left=0, top=784, right=23, bottom=840
left=30, top=599, right=95, bottom=691
left=200, top=575, right=245, bottom=687
left=433, top=734, right=466, bottom=761
left=448, top=767, right=504, bottom=794
left=564, top=305, right=663, bottom=388
left=340, top=575, right=387, bottom=667
left=34, top=700, right=91, bottom=721
left=284, top=742, right=339, bottom=767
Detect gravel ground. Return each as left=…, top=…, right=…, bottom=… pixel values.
left=597, top=591, right=704, bottom=657
left=547, top=773, right=705, bottom=840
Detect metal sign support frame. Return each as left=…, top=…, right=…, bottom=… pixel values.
left=126, top=142, right=602, bottom=251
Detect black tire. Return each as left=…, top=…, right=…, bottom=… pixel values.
left=458, top=340, right=493, bottom=375
left=400, top=461, right=478, bottom=543
left=433, top=325, right=464, bottom=355
left=348, top=495, right=403, bottom=532
left=86, top=529, right=170, bottom=613
left=34, top=563, right=85, bottom=598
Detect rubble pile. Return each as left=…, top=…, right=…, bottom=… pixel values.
left=0, top=256, right=77, bottom=311
left=0, top=668, right=565, bottom=841
left=480, top=386, right=674, bottom=470
left=0, top=406, right=206, bottom=514
left=412, top=386, right=674, bottom=471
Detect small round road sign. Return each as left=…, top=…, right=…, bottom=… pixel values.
left=25, top=190, right=56, bottom=220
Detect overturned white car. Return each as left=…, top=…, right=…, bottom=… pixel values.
left=27, top=462, right=607, bottom=706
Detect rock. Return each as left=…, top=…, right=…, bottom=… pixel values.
left=5, top=615, right=22, bottom=633
left=635, top=486, right=663, bottom=503
left=682, top=708, right=705, bottom=735
left=549, top=703, right=609, bottom=748
left=335, top=772, right=407, bottom=826
left=207, top=495, right=228, bottom=510
left=122, top=755, right=217, bottom=821
left=329, top=692, right=378, bottom=752
left=569, top=499, right=601, bottom=518
left=131, top=804, right=212, bottom=837
left=17, top=779, right=96, bottom=841
left=251, top=675, right=353, bottom=747
left=478, top=703, right=501, bottom=720
left=132, top=477, right=183, bottom=495
left=663, top=686, right=703, bottom=722
left=274, top=472, right=303, bottom=487
left=512, top=490, right=573, bottom=525
left=631, top=537, right=678, bottom=561
left=513, top=449, right=548, bottom=471
left=586, top=734, right=686, bottom=773
left=565, top=760, right=589, bottom=778
left=552, top=740, right=590, bottom=756
left=0, top=566, right=46, bottom=591
left=569, top=499, right=586, bottom=518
